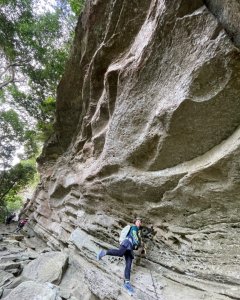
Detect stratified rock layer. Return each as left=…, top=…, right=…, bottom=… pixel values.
left=30, top=1, right=240, bottom=299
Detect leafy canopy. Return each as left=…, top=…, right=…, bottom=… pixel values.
left=0, top=159, right=36, bottom=221
left=0, top=0, right=81, bottom=167
left=0, top=109, right=25, bottom=169
left=0, top=0, right=85, bottom=218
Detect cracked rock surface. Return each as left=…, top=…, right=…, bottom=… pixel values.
left=18, top=0, right=240, bottom=299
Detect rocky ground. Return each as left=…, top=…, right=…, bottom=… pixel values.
left=1, top=222, right=239, bottom=300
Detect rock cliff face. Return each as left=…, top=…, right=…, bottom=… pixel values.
left=27, top=0, right=240, bottom=299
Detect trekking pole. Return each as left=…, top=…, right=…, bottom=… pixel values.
left=147, top=259, right=159, bottom=300
left=140, top=242, right=159, bottom=300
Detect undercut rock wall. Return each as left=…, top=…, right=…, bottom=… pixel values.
left=29, top=1, right=240, bottom=299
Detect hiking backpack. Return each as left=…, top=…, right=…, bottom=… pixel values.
left=119, top=225, right=131, bottom=244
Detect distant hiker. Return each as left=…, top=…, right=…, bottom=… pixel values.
left=97, top=217, right=142, bottom=295
left=14, top=218, right=29, bottom=233
left=5, top=213, right=16, bottom=225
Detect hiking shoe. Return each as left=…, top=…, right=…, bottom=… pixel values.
left=123, top=282, right=134, bottom=295
left=97, top=250, right=106, bottom=261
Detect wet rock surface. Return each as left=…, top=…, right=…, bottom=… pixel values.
left=13, top=0, right=240, bottom=299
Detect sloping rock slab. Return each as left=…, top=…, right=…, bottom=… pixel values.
left=22, top=251, right=68, bottom=284
left=85, top=269, right=121, bottom=300
left=69, top=228, right=98, bottom=253
left=0, top=262, right=21, bottom=271
left=2, top=281, right=61, bottom=300
left=0, top=270, right=14, bottom=288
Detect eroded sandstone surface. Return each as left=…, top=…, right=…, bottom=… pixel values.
left=13, top=0, right=240, bottom=299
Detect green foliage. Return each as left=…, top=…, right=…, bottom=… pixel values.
left=68, top=0, right=85, bottom=15
left=0, top=0, right=71, bottom=109
left=5, top=194, right=22, bottom=212
left=20, top=12, right=68, bottom=98
left=0, top=159, right=36, bottom=220
left=0, top=109, right=25, bottom=168
left=0, top=0, right=72, bottom=166
left=0, top=0, right=86, bottom=220
left=40, top=96, right=56, bottom=119
left=36, top=96, right=56, bottom=141
left=22, top=130, right=39, bottom=158
left=0, top=110, right=24, bottom=135
left=37, top=121, right=55, bottom=141
left=0, top=160, right=36, bottom=201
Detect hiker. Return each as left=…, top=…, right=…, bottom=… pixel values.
left=5, top=212, right=16, bottom=225
left=97, top=217, right=142, bottom=295
left=14, top=218, right=29, bottom=233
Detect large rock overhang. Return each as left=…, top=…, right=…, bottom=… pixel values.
left=31, top=1, right=240, bottom=299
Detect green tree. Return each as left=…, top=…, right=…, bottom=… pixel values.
left=0, top=160, right=36, bottom=221
left=0, top=1, right=68, bottom=115
left=68, top=0, right=85, bottom=15
left=0, top=109, right=25, bottom=168
left=0, top=0, right=85, bottom=219
left=37, top=96, right=56, bottom=141
left=0, top=0, right=76, bottom=163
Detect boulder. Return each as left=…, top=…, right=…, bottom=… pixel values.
left=2, top=281, right=61, bottom=300
left=22, top=252, right=68, bottom=284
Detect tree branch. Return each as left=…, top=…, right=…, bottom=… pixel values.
left=0, top=59, right=29, bottom=89
left=0, top=65, right=15, bottom=89
left=0, top=180, right=17, bottom=203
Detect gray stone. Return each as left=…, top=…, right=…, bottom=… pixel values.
left=3, top=239, right=19, bottom=246
left=6, top=277, right=25, bottom=289
left=84, top=269, right=120, bottom=300
left=7, top=268, right=21, bottom=275
left=1, top=288, right=12, bottom=299
left=22, top=251, right=68, bottom=284
left=12, top=235, right=24, bottom=241
left=2, top=281, right=61, bottom=300
left=59, top=287, right=71, bottom=299
left=0, top=262, right=21, bottom=271
left=205, top=0, right=240, bottom=47
left=69, top=228, right=98, bottom=253
left=0, top=270, right=14, bottom=288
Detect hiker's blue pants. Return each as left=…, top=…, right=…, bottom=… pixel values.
left=106, top=245, right=133, bottom=281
